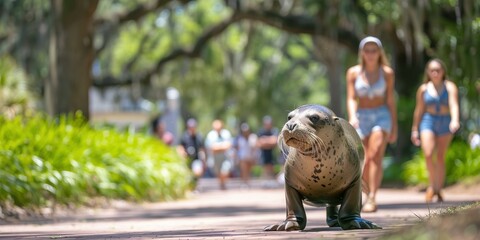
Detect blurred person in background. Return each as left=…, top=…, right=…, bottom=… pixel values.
left=178, top=118, right=206, bottom=189
left=411, top=58, right=460, bottom=203
left=257, top=116, right=279, bottom=182
left=233, top=122, right=258, bottom=187
left=346, top=36, right=397, bottom=212
left=152, top=116, right=174, bottom=146
left=205, top=119, right=233, bottom=190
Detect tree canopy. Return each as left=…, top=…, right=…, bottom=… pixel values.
left=1, top=0, right=479, bottom=158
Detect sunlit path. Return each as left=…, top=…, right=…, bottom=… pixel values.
left=1, top=178, right=479, bottom=239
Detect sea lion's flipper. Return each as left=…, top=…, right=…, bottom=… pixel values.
left=326, top=205, right=340, bottom=227
left=264, top=220, right=301, bottom=231
left=338, top=177, right=381, bottom=229
left=264, top=184, right=306, bottom=231
left=285, top=182, right=307, bottom=230
left=339, top=217, right=382, bottom=229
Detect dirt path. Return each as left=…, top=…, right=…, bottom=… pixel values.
left=1, top=178, right=479, bottom=239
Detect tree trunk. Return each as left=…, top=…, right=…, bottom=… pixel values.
left=47, top=0, right=98, bottom=119
left=312, top=36, right=345, bottom=117
left=326, top=57, right=344, bottom=118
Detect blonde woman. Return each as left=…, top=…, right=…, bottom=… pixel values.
left=411, top=58, right=460, bottom=203
left=346, top=36, right=397, bottom=212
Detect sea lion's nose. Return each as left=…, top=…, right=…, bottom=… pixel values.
left=286, top=122, right=297, bottom=131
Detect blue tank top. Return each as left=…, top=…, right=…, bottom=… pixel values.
left=424, top=83, right=449, bottom=113
left=354, top=68, right=386, bottom=99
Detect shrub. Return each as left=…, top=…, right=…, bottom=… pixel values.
left=0, top=113, right=191, bottom=211
left=402, top=138, right=480, bottom=186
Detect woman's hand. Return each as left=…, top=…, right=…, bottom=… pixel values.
left=349, top=117, right=359, bottom=129
left=411, top=131, right=421, bottom=146
left=388, top=128, right=397, bottom=144
left=450, top=120, right=460, bottom=133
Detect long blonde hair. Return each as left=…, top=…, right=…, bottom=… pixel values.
left=423, top=58, right=448, bottom=83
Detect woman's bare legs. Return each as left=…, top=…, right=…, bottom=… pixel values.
left=362, top=130, right=389, bottom=212
left=420, top=131, right=436, bottom=202
left=239, top=160, right=254, bottom=185
left=433, top=133, right=453, bottom=201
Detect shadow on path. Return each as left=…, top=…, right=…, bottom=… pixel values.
left=0, top=229, right=251, bottom=240
left=1, top=205, right=285, bottom=226
left=2, top=198, right=476, bottom=227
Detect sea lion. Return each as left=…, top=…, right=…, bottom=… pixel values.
left=264, top=104, right=380, bottom=231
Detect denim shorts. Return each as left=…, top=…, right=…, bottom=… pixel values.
left=356, top=105, right=392, bottom=139
left=419, top=113, right=451, bottom=136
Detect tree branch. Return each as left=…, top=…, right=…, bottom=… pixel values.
left=123, top=33, right=151, bottom=72
left=94, top=0, right=193, bottom=55
left=93, top=12, right=243, bottom=87
left=234, top=8, right=359, bottom=51
left=93, top=6, right=362, bottom=88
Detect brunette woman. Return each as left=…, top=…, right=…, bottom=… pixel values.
left=411, top=58, right=460, bottom=203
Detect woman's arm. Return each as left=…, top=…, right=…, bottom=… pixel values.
left=384, top=66, right=397, bottom=143
left=411, top=84, right=426, bottom=146
left=346, top=66, right=359, bottom=127
left=446, top=80, right=460, bottom=133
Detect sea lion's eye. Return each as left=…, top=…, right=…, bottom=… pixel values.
left=309, top=115, right=320, bottom=123
left=287, top=115, right=293, bottom=121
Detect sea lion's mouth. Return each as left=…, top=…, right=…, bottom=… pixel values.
left=285, top=137, right=307, bottom=147
left=285, top=136, right=300, bottom=144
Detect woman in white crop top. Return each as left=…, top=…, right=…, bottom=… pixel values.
left=346, top=36, right=398, bottom=213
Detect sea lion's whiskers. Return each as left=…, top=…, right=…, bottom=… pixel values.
left=278, top=133, right=291, bottom=158
left=307, top=135, right=319, bottom=156
left=305, top=131, right=323, bottom=158
left=313, top=140, right=323, bottom=158
left=309, top=131, right=326, bottom=152
left=278, top=134, right=286, bottom=153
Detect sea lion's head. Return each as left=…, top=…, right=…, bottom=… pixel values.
left=279, top=104, right=339, bottom=156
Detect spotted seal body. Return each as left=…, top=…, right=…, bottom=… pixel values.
left=264, top=104, right=380, bottom=231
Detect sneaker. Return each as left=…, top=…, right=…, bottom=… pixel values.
left=362, top=197, right=377, bottom=213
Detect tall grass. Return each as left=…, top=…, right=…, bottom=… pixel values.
left=0, top=113, right=191, bottom=211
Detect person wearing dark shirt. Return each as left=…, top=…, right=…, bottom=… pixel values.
left=177, top=118, right=206, bottom=188
left=257, top=116, right=278, bottom=179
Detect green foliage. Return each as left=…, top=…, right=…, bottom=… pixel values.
left=0, top=56, right=35, bottom=117
left=98, top=1, right=331, bottom=132
left=2, top=0, right=478, bottom=160
left=0, top=114, right=191, bottom=210
left=359, top=0, right=399, bottom=24
left=382, top=157, right=405, bottom=183
left=402, top=139, right=480, bottom=186
left=0, top=0, right=50, bottom=96
left=402, top=152, right=429, bottom=186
